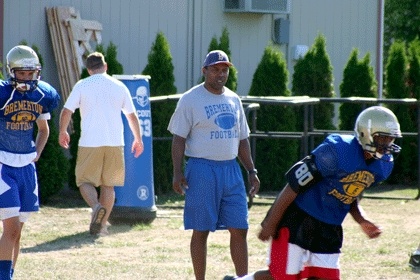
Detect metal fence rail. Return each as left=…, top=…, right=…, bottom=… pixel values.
left=150, top=95, right=420, bottom=200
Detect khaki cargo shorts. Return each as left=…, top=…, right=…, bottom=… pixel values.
left=75, top=146, right=125, bottom=187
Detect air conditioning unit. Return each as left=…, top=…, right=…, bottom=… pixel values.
left=224, top=0, right=290, bottom=14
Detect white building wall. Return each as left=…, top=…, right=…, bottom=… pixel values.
left=3, top=0, right=379, bottom=98
left=288, top=0, right=379, bottom=96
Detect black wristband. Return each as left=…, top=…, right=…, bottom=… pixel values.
left=248, top=168, right=258, bottom=175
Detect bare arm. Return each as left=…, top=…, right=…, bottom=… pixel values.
left=34, top=119, right=50, bottom=162
left=238, top=138, right=260, bottom=196
left=125, top=112, right=144, bottom=158
left=349, top=198, right=382, bottom=239
left=258, top=184, right=297, bottom=241
left=171, top=134, right=187, bottom=195
left=58, top=108, right=73, bottom=149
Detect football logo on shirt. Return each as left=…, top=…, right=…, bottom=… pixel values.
left=3, top=100, right=42, bottom=131
left=328, top=170, right=375, bottom=204
left=11, top=111, right=37, bottom=122
left=342, top=181, right=365, bottom=197
left=205, top=103, right=239, bottom=139
left=214, top=112, right=236, bottom=129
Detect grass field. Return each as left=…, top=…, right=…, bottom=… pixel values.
left=4, top=185, right=420, bottom=279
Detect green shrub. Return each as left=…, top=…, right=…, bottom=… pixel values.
left=405, top=39, right=420, bottom=184
left=384, top=0, right=420, bottom=60
left=248, top=45, right=296, bottom=190
left=408, top=39, right=420, bottom=100
left=385, top=41, right=415, bottom=184
left=339, top=49, right=377, bottom=130
left=292, top=33, right=335, bottom=135
left=36, top=111, right=69, bottom=203
left=203, top=26, right=238, bottom=92
left=142, top=31, right=177, bottom=195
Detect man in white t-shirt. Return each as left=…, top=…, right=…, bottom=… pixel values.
left=168, top=50, right=260, bottom=279
left=58, top=52, right=144, bottom=236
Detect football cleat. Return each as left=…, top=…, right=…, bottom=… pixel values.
left=409, top=252, right=420, bottom=269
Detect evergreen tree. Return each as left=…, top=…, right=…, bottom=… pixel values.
left=218, top=27, right=238, bottom=92
left=142, top=31, right=177, bottom=194
left=406, top=39, right=420, bottom=182
left=248, top=45, right=296, bottom=190
left=408, top=39, right=420, bottom=100
left=36, top=111, right=69, bottom=203
left=384, top=0, right=420, bottom=58
left=203, top=26, right=238, bottom=91
left=339, top=49, right=377, bottom=130
left=104, top=42, right=123, bottom=75
left=201, top=37, right=219, bottom=85
left=292, top=33, right=335, bottom=137
left=68, top=109, right=81, bottom=190
left=207, top=37, right=219, bottom=53
left=385, top=41, right=414, bottom=184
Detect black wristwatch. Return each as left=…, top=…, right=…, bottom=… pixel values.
left=248, top=168, right=258, bottom=175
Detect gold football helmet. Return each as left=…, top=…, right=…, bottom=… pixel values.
left=6, top=45, right=41, bottom=92
left=354, top=106, right=402, bottom=158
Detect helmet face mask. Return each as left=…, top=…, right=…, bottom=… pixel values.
left=6, top=45, right=41, bottom=92
left=366, top=134, right=401, bottom=159
left=354, top=106, right=402, bottom=160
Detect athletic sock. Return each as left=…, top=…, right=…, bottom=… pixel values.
left=237, top=272, right=255, bottom=280
left=0, top=260, right=12, bottom=280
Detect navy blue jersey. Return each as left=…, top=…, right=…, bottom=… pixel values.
left=294, top=134, right=394, bottom=225
left=0, top=80, right=60, bottom=154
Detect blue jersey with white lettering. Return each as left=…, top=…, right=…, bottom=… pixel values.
left=0, top=80, right=60, bottom=154
left=294, top=134, right=394, bottom=225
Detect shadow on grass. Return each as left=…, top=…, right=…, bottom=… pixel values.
left=362, top=184, right=420, bottom=200
left=250, top=184, right=420, bottom=208
left=41, top=184, right=420, bottom=212
left=40, top=187, right=87, bottom=209
left=42, top=188, right=187, bottom=209
left=21, top=224, right=135, bottom=253
left=21, top=231, right=98, bottom=253
left=410, top=268, right=420, bottom=275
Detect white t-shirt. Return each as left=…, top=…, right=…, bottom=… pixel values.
left=167, top=83, right=250, bottom=161
left=64, top=73, right=136, bottom=147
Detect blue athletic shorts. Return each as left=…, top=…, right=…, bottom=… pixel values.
left=183, top=157, right=248, bottom=231
left=0, top=163, right=39, bottom=213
